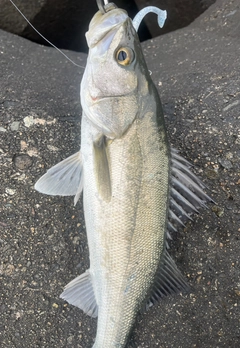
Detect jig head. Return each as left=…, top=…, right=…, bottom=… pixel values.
left=96, top=0, right=117, bottom=14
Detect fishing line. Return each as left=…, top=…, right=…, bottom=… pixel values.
left=8, top=0, right=85, bottom=69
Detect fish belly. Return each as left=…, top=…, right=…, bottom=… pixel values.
left=81, top=110, right=170, bottom=347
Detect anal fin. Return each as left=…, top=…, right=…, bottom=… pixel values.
left=60, top=269, right=98, bottom=318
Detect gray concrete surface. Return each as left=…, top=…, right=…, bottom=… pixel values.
left=0, top=0, right=239, bottom=347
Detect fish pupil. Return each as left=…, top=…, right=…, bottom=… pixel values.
left=118, top=50, right=127, bottom=61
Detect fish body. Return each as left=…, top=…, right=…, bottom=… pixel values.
left=35, top=6, right=212, bottom=348
left=81, top=10, right=171, bottom=346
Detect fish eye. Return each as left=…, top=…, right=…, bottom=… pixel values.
left=115, top=47, right=135, bottom=66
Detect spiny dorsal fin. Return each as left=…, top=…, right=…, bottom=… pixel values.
left=167, top=148, right=213, bottom=239
left=60, top=269, right=98, bottom=318
left=93, top=135, right=111, bottom=202
left=34, top=151, right=83, bottom=205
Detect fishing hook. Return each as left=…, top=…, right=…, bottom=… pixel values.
left=96, top=0, right=109, bottom=14
left=97, top=0, right=117, bottom=14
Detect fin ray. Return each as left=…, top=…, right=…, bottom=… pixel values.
left=35, top=151, right=83, bottom=204
left=60, top=270, right=98, bottom=318
left=166, top=148, right=213, bottom=242
left=148, top=249, right=190, bottom=305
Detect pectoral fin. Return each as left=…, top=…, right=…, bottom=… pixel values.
left=93, top=135, right=111, bottom=202
left=34, top=151, right=83, bottom=204
left=60, top=270, right=98, bottom=318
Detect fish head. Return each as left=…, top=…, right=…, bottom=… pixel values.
left=81, top=8, right=151, bottom=139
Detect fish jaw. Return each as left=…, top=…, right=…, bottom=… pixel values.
left=81, top=90, right=139, bottom=139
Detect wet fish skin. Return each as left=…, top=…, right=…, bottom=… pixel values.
left=79, top=9, right=171, bottom=347
left=34, top=7, right=212, bottom=348
left=81, top=101, right=169, bottom=348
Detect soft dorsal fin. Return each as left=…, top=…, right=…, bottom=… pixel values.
left=93, top=135, right=111, bottom=202
left=60, top=270, right=98, bottom=318
left=147, top=249, right=190, bottom=306
left=34, top=151, right=83, bottom=205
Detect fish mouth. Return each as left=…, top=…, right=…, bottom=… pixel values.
left=86, top=9, right=128, bottom=49
left=90, top=95, right=99, bottom=102
left=89, top=92, right=133, bottom=103
left=90, top=95, right=116, bottom=102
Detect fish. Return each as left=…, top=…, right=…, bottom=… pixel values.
left=35, top=3, right=212, bottom=347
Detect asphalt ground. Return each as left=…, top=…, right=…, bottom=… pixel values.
left=0, top=0, right=239, bottom=347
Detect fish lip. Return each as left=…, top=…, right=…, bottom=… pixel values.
left=90, top=95, right=112, bottom=102
left=89, top=92, right=132, bottom=103
left=90, top=95, right=99, bottom=102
